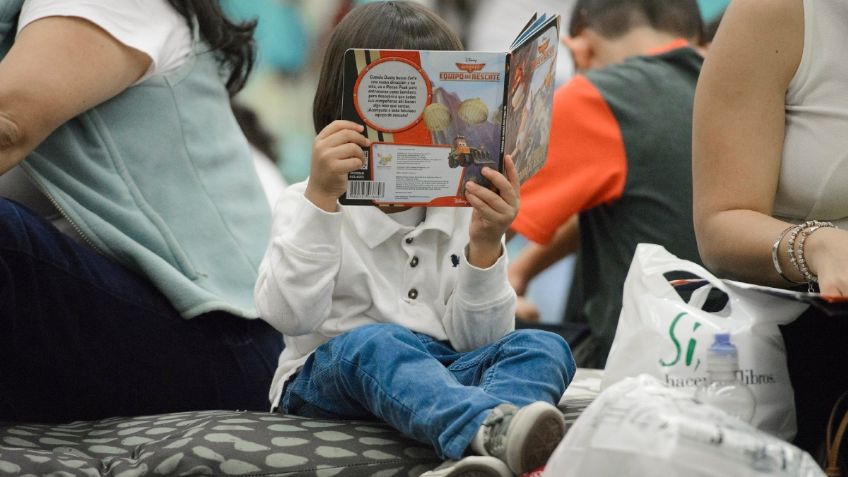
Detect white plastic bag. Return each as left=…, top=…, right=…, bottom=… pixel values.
left=544, top=375, right=825, bottom=477
left=602, top=244, right=809, bottom=440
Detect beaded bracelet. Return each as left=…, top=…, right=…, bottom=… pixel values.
left=786, top=223, right=805, bottom=279
left=796, top=220, right=836, bottom=290
left=771, top=224, right=803, bottom=284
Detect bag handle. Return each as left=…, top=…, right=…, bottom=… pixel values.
left=634, top=244, right=732, bottom=304
left=825, top=391, right=848, bottom=477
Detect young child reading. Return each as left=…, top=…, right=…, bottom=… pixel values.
left=254, top=2, right=575, bottom=475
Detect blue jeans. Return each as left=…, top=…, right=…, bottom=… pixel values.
left=0, top=199, right=283, bottom=422
left=279, top=323, right=575, bottom=459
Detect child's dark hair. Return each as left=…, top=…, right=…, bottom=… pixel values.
left=569, top=0, right=703, bottom=44
left=312, top=1, right=463, bottom=134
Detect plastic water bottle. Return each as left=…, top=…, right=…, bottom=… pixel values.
left=695, top=333, right=756, bottom=423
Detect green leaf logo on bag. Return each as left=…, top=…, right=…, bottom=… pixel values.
left=659, top=312, right=702, bottom=371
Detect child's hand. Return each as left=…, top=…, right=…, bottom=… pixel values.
left=465, top=154, right=520, bottom=268
left=305, top=120, right=371, bottom=211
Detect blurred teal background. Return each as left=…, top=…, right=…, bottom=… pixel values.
left=698, top=0, right=730, bottom=22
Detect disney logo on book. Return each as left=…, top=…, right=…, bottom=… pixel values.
left=441, top=61, right=500, bottom=81
left=455, top=62, right=485, bottom=73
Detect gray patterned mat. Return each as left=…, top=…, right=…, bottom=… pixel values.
left=0, top=411, right=439, bottom=477
left=0, top=370, right=600, bottom=476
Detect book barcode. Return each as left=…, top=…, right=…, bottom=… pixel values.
left=347, top=181, right=386, bottom=199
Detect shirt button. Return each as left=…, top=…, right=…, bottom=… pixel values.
left=408, top=288, right=418, bottom=299
left=410, top=256, right=419, bottom=267
left=405, top=237, right=414, bottom=244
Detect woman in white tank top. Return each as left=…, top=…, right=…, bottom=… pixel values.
left=692, top=0, right=848, bottom=461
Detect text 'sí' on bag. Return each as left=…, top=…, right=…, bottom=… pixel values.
left=601, top=244, right=810, bottom=441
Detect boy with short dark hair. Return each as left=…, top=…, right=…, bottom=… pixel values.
left=510, top=0, right=706, bottom=368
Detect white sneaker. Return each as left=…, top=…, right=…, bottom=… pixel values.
left=480, top=401, right=565, bottom=475
left=421, top=455, right=512, bottom=477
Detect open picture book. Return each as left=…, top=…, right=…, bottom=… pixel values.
left=722, top=280, right=848, bottom=316
left=339, top=13, right=560, bottom=207
left=670, top=277, right=848, bottom=316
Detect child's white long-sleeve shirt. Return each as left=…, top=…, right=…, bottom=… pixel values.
left=255, top=181, right=517, bottom=407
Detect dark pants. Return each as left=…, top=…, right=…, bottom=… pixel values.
left=781, top=306, right=848, bottom=457
left=0, top=198, right=282, bottom=423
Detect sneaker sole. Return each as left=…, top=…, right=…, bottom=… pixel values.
left=506, top=403, right=566, bottom=474
left=519, top=412, right=565, bottom=472
left=452, top=470, right=506, bottom=477
left=423, top=456, right=512, bottom=477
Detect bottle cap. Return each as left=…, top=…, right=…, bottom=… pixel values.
left=709, top=333, right=737, bottom=357
left=707, top=333, right=739, bottom=372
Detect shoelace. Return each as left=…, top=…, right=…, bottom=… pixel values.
left=483, top=406, right=515, bottom=456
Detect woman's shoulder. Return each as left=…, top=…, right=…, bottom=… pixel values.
left=701, top=0, right=803, bottom=91
left=19, top=0, right=192, bottom=82
left=20, top=0, right=185, bottom=32
left=722, top=0, right=801, bottom=23
left=715, top=0, right=803, bottom=51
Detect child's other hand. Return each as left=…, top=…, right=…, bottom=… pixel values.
left=466, top=154, right=520, bottom=268
left=515, top=296, right=541, bottom=322
left=305, top=120, right=371, bottom=211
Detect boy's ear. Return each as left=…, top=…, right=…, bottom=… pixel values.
left=562, top=34, right=593, bottom=73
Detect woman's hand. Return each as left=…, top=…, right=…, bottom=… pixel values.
left=803, top=227, right=848, bottom=297
left=466, top=154, right=520, bottom=268
left=305, top=120, right=370, bottom=212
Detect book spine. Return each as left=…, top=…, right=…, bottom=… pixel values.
left=498, top=53, right=511, bottom=175
left=340, top=49, right=376, bottom=206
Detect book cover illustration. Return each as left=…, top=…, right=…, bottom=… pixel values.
left=671, top=278, right=848, bottom=316
left=340, top=14, right=559, bottom=207
left=504, top=18, right=559, bottom=183
left=723, top=280, right=848, bottom=316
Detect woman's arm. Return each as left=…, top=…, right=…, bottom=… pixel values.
left=692, top=0, right=805, bottom=286
left=0, top=16, right=150, bottom=173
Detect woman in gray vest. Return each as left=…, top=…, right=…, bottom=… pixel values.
left=0, top=0, right=283, bottom=422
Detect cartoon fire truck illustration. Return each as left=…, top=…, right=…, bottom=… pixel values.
left=447, top=136, right=495, bottom=197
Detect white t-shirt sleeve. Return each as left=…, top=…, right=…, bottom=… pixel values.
left=18, top=0, right=192, bottom=83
